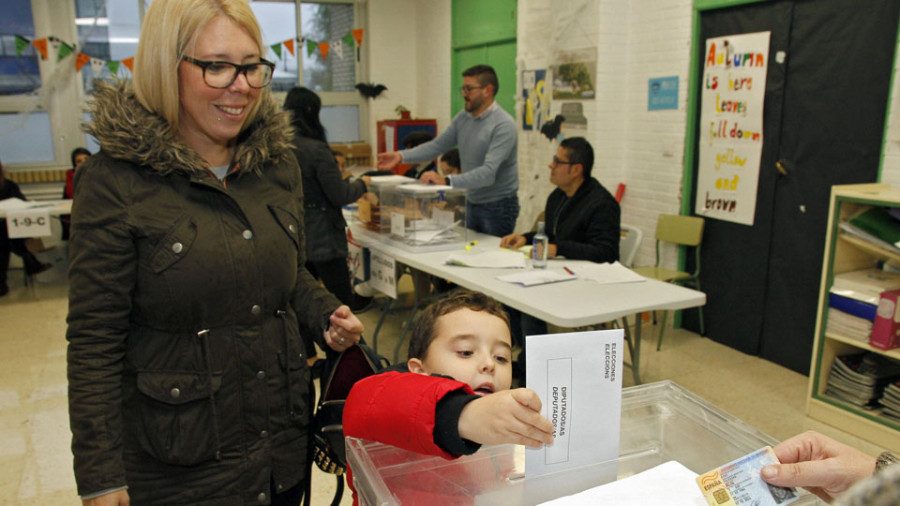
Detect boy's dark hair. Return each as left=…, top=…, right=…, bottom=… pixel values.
left=71, top=147, right=91, bottom=167
left=408, top=291, right=509, bottom=360
left=441, top=148, right=460, bottom=170
left=560, top=136, right=594, bottom=179
left=462, top=64, right=499, bottom=96
left=401, top=131, right=433, bottom=149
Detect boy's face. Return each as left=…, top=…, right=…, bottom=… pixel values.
left=409, top=308, right=512, bottom=395
left=440, top=160, right=459, bottom=176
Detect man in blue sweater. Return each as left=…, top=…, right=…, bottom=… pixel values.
left=377, top=65, right=519, bottom=236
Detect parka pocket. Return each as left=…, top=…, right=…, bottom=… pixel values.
left=148, top=215, right=197, bottom=274
left=276, top=311, right=312, bottom=428
left=269, top=205, right=302, bottom=252
left=135, top=371, right=222, bottom=466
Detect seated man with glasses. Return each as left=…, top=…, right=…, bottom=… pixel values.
left=377, top=64, right=520, bottom=237
left=499, top=137, right=620, bottom=380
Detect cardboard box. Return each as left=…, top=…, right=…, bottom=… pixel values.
left=871, top=288, right=900, bottom=350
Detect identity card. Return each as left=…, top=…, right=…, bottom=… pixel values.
left=696, top=446, right=799, bottom=506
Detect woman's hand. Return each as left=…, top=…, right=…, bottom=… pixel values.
left=324, top=305, right=364, bottom=352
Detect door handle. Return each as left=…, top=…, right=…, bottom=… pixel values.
left=775, top=160, right=789, bottom=176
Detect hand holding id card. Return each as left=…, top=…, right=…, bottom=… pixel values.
left=696, top=446, right=799, bottom=505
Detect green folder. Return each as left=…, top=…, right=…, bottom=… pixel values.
left=850, top=207, right=900, bottom=248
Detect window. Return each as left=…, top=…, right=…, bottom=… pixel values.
left=75, top=0, right=142, bottom=93
left=0, top=0, right=41, bottom=96
left=252, top=1, right=366, bottom=143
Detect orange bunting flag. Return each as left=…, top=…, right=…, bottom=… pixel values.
left=75, top=52, right=91, bottom=72
left=32, top=38, right=48, bottom=60
left=121, top=56, right=135, bottom=73
left=351, top=29, right=364, bottom=47
left=318, top=42, right=330, bottom=60
left=284, top=38, right=295, bottom=57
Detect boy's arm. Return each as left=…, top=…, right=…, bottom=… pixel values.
left=434, top=392, right=481, bottom=456
left=343, top=371, right=476, bottom=459
left=457, top=389, right=555, bottom=448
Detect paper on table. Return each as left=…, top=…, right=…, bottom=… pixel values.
left=567, top=261, right=646, bottom=284
left=445, top=249, right=528, bottom=268
left=398, top=183, right=454, bottom=192
left=526, top=329, right=623, bottom=479
left=0, top=198, right=30, bottom=210
left=496, top=268, right=575, bottom=287
left=538, top=461, right=706, bottom=506
left=368, top=174, right=416, bottom=185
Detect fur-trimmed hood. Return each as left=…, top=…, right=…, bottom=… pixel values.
left=85, top=79, right=294, bottom=176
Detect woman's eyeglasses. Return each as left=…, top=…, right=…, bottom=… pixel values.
left=182, top=56, right=275, bottom=89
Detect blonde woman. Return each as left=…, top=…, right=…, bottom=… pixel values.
left=66, top=1, right=363, bottom=504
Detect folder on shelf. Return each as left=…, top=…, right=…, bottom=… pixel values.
left=871, top=288, right=900, bottom=351
left=829, top=293, right=877, bottom=321
left=849, top=207, right=900, bottom=249
left=832, top=268, right=900, bottom=305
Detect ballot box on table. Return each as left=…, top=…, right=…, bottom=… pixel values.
left=346, top=380, right=822, bottom=505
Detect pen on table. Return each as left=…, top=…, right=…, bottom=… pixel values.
left=564, top=266, right=575, bottom=276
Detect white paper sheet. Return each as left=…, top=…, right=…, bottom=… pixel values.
left=538, top=461, right=706, bottom=506
left=496, top=268, right=576, bottom=287
left=398, top=183, right=454, bottom=192
left=526, top=330, right=623, bottom=479
left=564, top=261, right=647, bottom=285
left=445, top=249, right=528, bottom=268
left=0, top=198, right=30, bottom=211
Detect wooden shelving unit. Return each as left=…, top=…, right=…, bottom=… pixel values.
left=808, top=184, right=900, bottom=453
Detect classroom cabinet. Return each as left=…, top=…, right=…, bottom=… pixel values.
left=808, top=184, right=900, bottom=453
left=376, top=119, right=437, bottom=175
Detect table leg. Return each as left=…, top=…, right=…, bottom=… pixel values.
left=393, top=269, right=427, bottom=363
left=370, top=297, right=394, bottom=355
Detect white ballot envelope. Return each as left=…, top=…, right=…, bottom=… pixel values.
left=525, top=329, right=623, bottom=479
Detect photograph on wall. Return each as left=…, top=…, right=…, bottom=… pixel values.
left=550, top=48, right=597, bottom=100
left=522, top=69, right=549, bottom=131
left=695, top=31, right=771, bottom=226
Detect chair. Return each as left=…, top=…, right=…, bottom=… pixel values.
left=618, top=224, right=642, bottom=268
left=632, top=214, right=705, bottom=350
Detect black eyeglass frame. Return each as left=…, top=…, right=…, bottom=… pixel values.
left=551, top=156, right=576, bottom=166
left=181, top=56, right=276, bottom=89
left=459, top=85, right=485, bottom=94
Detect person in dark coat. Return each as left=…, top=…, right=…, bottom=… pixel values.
left=500, top=137, right=620, bottom=377
left=283, top=87, right=372, bottom=314
left=401, top=131, right=438, bottom=179
left=65, top=2, right=364, bottom=505
left=60, top=146, right=90, bottom=241
left=0, top=159, right=52, bottom=296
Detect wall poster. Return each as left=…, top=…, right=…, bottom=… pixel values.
left=550, top=48, right=597, bottom=100
left=695, top=31, right=770, bottom=226
left=522, top=69, right=549, bottom=131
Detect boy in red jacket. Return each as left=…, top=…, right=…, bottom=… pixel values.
left=343, top=291, right=554, bottom=501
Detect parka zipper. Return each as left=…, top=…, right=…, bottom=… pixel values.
left=197, top=328, right=222, bottom=460
left=275, top=309, right=300, bottom=422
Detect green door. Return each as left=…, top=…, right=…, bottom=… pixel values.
left=451, top=0, right=517, bottom=117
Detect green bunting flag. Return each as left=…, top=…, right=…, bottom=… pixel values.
left=342, top=33, right=355, bottom=48
left=306, top=39, right=317, bottom=57
left=106, top=60, right=120, bottom=74
left=15, top=35, right=30, bottom=56
left=270, top=42, right=282, bottom=60
left=57, top=41, right=74, bottom=62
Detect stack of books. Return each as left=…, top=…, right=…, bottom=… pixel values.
left=825, top=353, right=900, bottom=409
left=880, top=381, right=900, bottom=422
left=827, top=268, right=900, bottom=341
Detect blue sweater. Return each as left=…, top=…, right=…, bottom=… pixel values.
left=400, top=102, right=518, bottom=204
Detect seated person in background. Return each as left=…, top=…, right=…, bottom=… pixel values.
left=343, top=291, right=554, bottom=503
left=61, top=147, right=90, bottom=241
left=0, top=158, right=51, bottom=296
left=499, top=137, right=620, bottom=378
left=761, top=430, right=899, bottom=505
left=440, top=147, right=461, bottom=177
left=401, top=131, right=438, bottom=179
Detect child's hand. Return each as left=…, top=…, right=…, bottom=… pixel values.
left=457, top=388, right=555, bottom=448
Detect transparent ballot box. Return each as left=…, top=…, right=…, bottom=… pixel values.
left=346, top=380, right=821, bottom=505
left=363, top=183, right=467, bottom=252
left=356, top=175, right=417, bottom=233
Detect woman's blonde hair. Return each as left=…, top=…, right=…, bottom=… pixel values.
left=133, top=0, right=269, bottom=134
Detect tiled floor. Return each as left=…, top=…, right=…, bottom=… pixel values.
left=0, top=270, right=884, bottom=504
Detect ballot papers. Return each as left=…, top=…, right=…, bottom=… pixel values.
left=525, top=329, right=623, bottom=479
